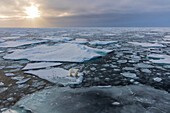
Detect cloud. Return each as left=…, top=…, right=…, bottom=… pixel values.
left=0, top=0, right=170, bottom=27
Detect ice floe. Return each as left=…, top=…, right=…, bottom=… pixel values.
left=0, top=88, right=8, bottom=94
left=69, top=38, right=88, bottom=44
left=0, top=40, right=47, bottom=48
left=16, top=78, right=30, bottom=84
left=5, top=73, right=15, bottom=77
left=90, top=40, right=118, bottom=45
left=25, top=68, right=83, bottom=85
left=129, top=42, right=165, bottom=48
left=0, top=82, right=4, bottom=86
left=153, top=77, right=162, bottom=82
left=43, top=37, right=73, bottom=42
left=22, top=62, right=62, bottom=70
left=4, top=43, right=112, bottom=62
left=121, top=72, right=137, bottom=78
left=148, top=54, right=170, bottom=65
left=5, top=85, right=170, bottom=113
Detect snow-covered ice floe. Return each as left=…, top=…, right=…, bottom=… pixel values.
left=4, top=43, right=112, bottom=62
left=90, top=40, right=118, bottom=45
left=163, top=35, right=170, bottom=41
left=24, top=68, right=83, bottom=86
left=22, top=62, right=62, bottom=70
left=128, top=42, right=165, bottom=48
left=148, top=54, right=170, bottom=65
left=43, top=37, right=73, bottom=42
left=4, top=85, right=170, bottom=113
left=0, top=40, right=47, bottom=48
left=69, top=38, right=88, bottom=44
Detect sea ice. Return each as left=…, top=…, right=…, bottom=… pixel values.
left=22, top=62, right=62, bottom=70
left=5, top=73, right=15, bottom=77
left=0, top=88, right=8, bottom=94
left=89, top=40, right=118, bottom=45
left=43, top=37, right=73, bottom=42
left=4, top=43, right=112, bottom=62
left=0, top=36, right=20, bottom=40
left=121, top=72, right=137, bottom=78
left=148, top=54, right=170, bottom=65
left=25, top=68, right=83, bottom=85
left=69, top=38, right=88, bottom=44
left=16, top=78, right=30, bottom=84
left=153, top=77, right=162, bottom=82
left=128, top=42, right=165, bottom=48
left=0, top=40, right=47, bottom=48
left=0, top=82, right=4, bottom=86
left=5, top=85, right=170, bottom=113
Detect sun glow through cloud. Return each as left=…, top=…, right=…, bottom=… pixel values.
left=25, top=4, right=40, bottom=18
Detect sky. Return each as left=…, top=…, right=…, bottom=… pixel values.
left=0, top=0, right=170, bottom=27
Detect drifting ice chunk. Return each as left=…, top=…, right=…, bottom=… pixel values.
left=148, top=54, right=170, bottom=65
left=23, top=62, right=62, bottom=70
left=163, top=35, right=170, bottom=41
left=0, top=40, right=47, bottom=48
left=16, top=78, right=30, bottom=84
left=5, top=85, right=170, bottom=113
left=128, top=42, right=165, bottom=48
left=0, top=82, right=4, bottom=86
left=5, top=73, right=15, bottom=77
left=121, top=72, right=137, bottom=78
left=4, top=43, right=112, bottom=62
left=43, top=37, right=73, bottom=42
left=90, top=40, right=118, bottom=45
left=25, top=68, right=83, bottom=85
left=69, top=38, right=88, bottom=44
left=153, top=77, right=162, bottom=82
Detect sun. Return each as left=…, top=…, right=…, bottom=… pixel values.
left=25, top=5, right=40, bottom=18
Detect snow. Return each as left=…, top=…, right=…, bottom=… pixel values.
left=24, top=68, right=83, bottom=85
left=0, top=40, right=47, bottom=48
left=0, top=36, right=20, bottom=40
left=148, top=54, right=170, bottom=65
left=121, top=72, right=137, bottom=78
left=153, top=77, right=162, bottom=82
left=128, top=42, right=165, bottom=48
left=0, top=82, right=4, bottom=86
left=0, top=88, right=8, bottom=94
left=5, top=73, right=15, bottom=77
left=4, top=43, right=112, bottom=62
left=43, top=37, right=73, bottom=42
left=22, top=62, right=62, bottom=70
left=5, top=85, right=170, bottom=113
left=90, top=40, right=118, bottom=45
left=69, top=38, right=88, bottom=44
left=164, top=35, right=170, bottom=41
left=16, top=78, right=31, bottom=84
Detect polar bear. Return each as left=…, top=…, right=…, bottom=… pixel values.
left=68, top=68, right=79, bottom=77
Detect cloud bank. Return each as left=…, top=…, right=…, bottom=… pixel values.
left=0, top=0, right=170, bottom=27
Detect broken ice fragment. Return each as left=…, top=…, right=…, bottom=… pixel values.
left=0, top=40, right=47, bottom=48
left=148, top=54, right=170, bottom=65
left=69, top=38, right=88, bottom=44
left=5, top=73, right=15, bottom=77
left=129, top=42, right=165, bottom=48
left=23, top=62, right=62, bottom=70
left=153, top=77, right=162, bottom=82
left=16, top=78, right=30, bottom=84
left=25, top=68, right=83, bottom=86
left=90, top=40, right=118, bottom=45
left=121, top=72, right=137, bottom=78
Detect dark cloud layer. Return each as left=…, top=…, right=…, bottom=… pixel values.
left=0, top=0, right=170, bottom=27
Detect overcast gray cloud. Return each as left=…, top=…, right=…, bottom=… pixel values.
left=0, top=0, right=170, bottom=27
